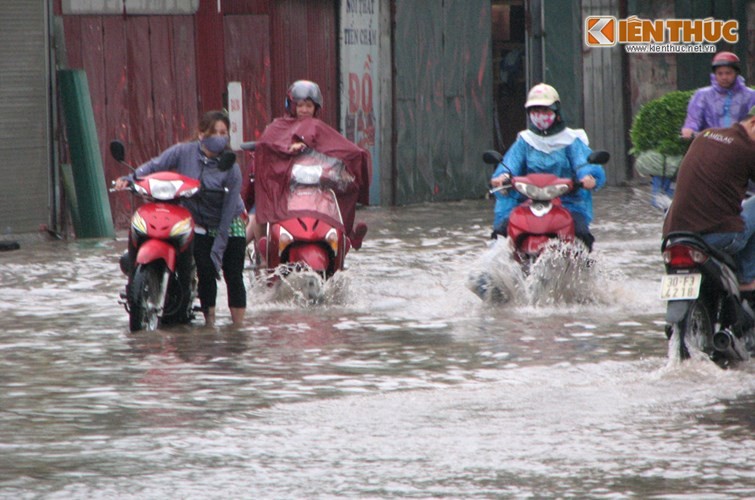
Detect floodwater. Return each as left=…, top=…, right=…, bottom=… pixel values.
left=2, top=186, right=755, bottom=498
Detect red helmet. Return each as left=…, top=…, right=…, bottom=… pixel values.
left=285, top=80, right=323, bottom=117
left=711, top=51, right=740, bottom=73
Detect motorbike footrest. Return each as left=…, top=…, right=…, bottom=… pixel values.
left=118, top=297, right=130, bottom=313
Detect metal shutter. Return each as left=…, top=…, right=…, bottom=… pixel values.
left=0, top=1, right=51, bottom=235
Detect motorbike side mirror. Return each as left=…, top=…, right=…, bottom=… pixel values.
left=110, top=140, right=126, bottom=163
left=217, top=151, right=237, bottom=172
left=588, top=150, right=610, bottom=165
left=482, top=150, right=503, bottom=165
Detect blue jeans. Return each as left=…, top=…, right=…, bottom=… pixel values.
left=651, top=176, right=675, bottom=209
left=701, top=197, right=755, bottom=283
left=651, top=176, right=675, bottom=196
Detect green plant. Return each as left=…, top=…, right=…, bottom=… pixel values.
left=629, top=90, right=694, bottom=157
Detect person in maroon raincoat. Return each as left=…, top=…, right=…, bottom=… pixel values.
left=246, top=80, right=370, bottom=250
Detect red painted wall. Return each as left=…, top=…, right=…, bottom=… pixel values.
left=56, top=0, right=337, bottom=228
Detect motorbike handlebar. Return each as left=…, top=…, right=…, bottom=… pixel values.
left=110, top=177, right=133, bottom=192
left=488, top=182, right=510, bottom=194
left=110, top=177, right=227, bottom=195
left=488, top=178, right=585, bottom=195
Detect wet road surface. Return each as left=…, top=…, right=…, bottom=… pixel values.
left=1, top=186, right=754, bottom=498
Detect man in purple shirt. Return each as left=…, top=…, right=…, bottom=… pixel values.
left=650, top=52, right=755, bottom=210
left=681, top=51, right=755, bottom=139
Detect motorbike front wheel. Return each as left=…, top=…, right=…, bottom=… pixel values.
left=128, top=263, right=164, bottom=332
left=161, top=259, right=196, bottom=326
left=675, top=299, right=713, bottom=360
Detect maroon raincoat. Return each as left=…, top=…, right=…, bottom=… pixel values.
left=253, top=117, right=371, bottom=235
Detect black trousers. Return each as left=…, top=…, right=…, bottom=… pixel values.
left=193, top=233, right=247, bottom=310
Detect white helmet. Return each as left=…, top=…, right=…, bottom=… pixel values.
left=525, top=83, right=560, bottom=108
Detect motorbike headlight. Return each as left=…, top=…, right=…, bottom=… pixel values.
left=131, top=211, right=147, bottom=236
left=514, top=182, right=570, bottom=201
left=148, top=179, right=183, bottom=200
left=514, top=182, right=541, bottom=199
left=325, top=228, right=339, bottom=255
left=542, top=183, right=571, bottom=199
left=170, top=217, right=193, bottom=246
left=291, top=164, right=323, bottom=186
left=279, top=227, right=293, bottom=255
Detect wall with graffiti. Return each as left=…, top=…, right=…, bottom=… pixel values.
left=340, top=0, right=381, bottom=203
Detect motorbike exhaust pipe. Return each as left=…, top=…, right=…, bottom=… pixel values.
left=713, top=328, right=734, bottom=351
left=712, top=329, right=748, bottom=361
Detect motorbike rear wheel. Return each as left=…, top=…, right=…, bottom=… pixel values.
left=128, top=263, right=164, bottom=332
left=676, top=299, right=713, bottom=360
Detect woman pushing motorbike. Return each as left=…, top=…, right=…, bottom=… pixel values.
left=490, top=83, right=606, bottom=251
left=115, top=110, right=247, bottom=327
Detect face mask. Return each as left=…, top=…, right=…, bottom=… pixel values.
left=201, top=134, right=229, bottom=155
left=529, top=109, right=556, bottom=131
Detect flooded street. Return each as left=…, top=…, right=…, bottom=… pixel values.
left=2, top=186, right=755, bottom=498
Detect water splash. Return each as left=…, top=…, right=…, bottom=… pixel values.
left=664, top=326, right=729, bottom=373
left=528, top=240, right=602, bottom=306
left=466, top=239, right=611, bottom=306
left=247, top=264, right=350, bottom=307
left=466, top=239, right=526, bottom=304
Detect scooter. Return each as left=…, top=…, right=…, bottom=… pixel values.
left=482, top=149, right=610, bottom=268
left=469, top=149, right=610, bottom=303
left=241, top=143, right=354, bottom=301
left=110, top=140, right=199, bottom=332
left=661, top=231, right=755, bottom=366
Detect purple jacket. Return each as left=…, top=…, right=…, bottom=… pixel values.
left=682, top=74, right=755, bottom=132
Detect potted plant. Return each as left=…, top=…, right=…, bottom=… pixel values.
left=629, top=89, right=694, bottom=179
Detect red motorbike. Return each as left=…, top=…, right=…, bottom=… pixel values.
left=110, top=140, right=199, bottom=332
left=469, top=149, right=609, bottom=303
left=483, top=149, right=610, bottom=266
left=242, top=144, right=354, bottom=298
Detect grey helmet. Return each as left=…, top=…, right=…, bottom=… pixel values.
left=285, top=80, right=323, bottom=117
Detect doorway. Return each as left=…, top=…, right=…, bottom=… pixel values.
left=491, top=0, right=526, bottom=153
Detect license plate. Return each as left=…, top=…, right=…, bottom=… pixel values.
left=660, top=273, right=702, bottom=300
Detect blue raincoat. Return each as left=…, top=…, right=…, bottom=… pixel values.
left=491, top=128, right=606, bottom=229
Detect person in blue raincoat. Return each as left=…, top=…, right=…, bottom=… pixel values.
left=490, top=83, right=606, bottom=251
